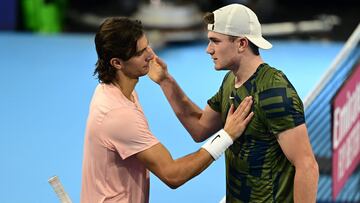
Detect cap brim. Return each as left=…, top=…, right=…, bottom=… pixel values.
left=245, top=35, right=272, bottom=49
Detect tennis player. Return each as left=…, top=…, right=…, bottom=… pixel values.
left=148, top=4, right=319, bottom=202
left=80, top=16, right=254, bottom=203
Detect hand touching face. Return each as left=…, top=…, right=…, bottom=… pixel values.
left=148, top=49, right=170, bottom=84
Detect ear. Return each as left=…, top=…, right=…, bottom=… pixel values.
left=110, top=58, right=123, bottom=70
left=237, top=38, right=248, bottom=52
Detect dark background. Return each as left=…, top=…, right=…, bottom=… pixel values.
left=1, top=0, right=359, bottom=41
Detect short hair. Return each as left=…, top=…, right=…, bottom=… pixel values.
left=93, top=17, right=144, bottom=84
left=204, top=12, right=259, bottom=55
left=203, top=12, right=214, bottom=25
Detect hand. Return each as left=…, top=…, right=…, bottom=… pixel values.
left=148, top=49, right=169, bottom=84
left=223, top=96, right=254, bottom=141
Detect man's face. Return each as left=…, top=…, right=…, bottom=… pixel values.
left=121, top=34, right=153, bottom=78
left=206, top=31, right=240, bottom=71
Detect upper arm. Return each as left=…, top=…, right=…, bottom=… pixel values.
left=277, top=124, right=316, bottom=167
left=196, top=105, right=223, bottom=141
left=195, top=72, right=232, bottom=141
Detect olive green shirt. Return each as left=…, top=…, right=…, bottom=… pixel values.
left=208, top=63, right=305, bottom=202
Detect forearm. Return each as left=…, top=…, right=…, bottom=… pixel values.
left=294, top=162, right=319, bottom=202
left=163, top=129, right=236, bottom=188
left=163, top=149, right=213, bottom=189
left=159, top=76, right=208, bottom=141
left=139, top=100, right=253, bottom=189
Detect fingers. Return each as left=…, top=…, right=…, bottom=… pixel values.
left=223, top=96, right=254, bottom=140
left=227, top=104, right=235, bottom=117
left=240, top=99, right=253, bottom=120
left=149, top=47, right=162, bottom=65
left=243, top=112, right=254, bottom=125
left=232, top=96, right=252, bottom=119
left=147, top=46, right=167, bottom=70
left=155, top=57, right=167, bottom=68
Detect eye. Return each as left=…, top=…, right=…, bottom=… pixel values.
left=209, top=39, right=220, bottom=44
left=134, top=50, right=144, bottom=57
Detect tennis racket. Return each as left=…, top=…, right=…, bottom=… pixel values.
left=48, top=176, right=72, bottom=203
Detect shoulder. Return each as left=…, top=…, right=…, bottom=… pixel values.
left=255, top=64, right=303, bottom=112
left=105, top=107, right=146, bottom=124
left=257, top=64, right=291, bottom=90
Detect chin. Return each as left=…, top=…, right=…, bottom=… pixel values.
left=141, top=66, right=149, bottom=75
left=134, top=70, right=148, bottom=78
left=139, top=72, right=148, bottom=77
left=214, top=66, right=226, bottom=71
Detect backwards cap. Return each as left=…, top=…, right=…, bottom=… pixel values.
left=208, top=4, right=272, bottom=49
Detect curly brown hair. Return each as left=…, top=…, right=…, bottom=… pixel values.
left=93, top=17, right=144, bottom=83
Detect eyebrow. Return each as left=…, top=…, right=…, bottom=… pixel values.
left=137, top=47, right=147, bottom=54
left=136, top=39, right=149, bottom=54
left=209, top=37, right=220, bottom=41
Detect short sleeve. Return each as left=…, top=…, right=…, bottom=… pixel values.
left=207, top=89, right=222, bottom=113
left=258, top=72, right=305, bottom=135
left=207, top=72, right=232, bottom=112
left=102, top=107, right=159, bottom=159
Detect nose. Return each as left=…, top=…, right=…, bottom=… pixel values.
left=145, top=47, right=154, bottom=61
left=206, top=42, right=213, bottom=55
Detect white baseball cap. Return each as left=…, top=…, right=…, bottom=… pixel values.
left=208, top=4, right=272, bottom=49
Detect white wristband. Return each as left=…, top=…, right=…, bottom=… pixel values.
left=201, top=129, right=233, bottom=160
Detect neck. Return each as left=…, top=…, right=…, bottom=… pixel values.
left=112, top=75, right=138, bottom=102
left=233, top=55, right=263, bottom=87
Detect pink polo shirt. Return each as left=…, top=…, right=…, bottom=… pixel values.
left=81, top=83, right=159, bottom=203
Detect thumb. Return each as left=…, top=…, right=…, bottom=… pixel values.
left=155, top=57, right=167, bottom=68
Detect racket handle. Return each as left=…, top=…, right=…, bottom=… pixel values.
left=48, top=176, right=72, bottom=203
